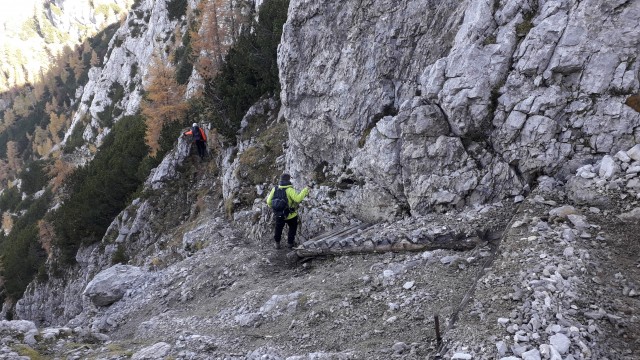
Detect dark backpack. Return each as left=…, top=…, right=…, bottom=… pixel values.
left=271, top=187, right=291, bottom=219
left=192, top=126, right=202, bottom=141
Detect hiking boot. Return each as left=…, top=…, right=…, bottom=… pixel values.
left=275, top=242, right=281, bottom=249
left=287, top=242, right=297, bottom=249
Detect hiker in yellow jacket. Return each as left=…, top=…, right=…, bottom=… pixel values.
left=266, top=173, right=309, bottom=249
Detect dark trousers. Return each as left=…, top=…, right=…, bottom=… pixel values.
left=195, top=140, right=207, bottom=158
left=275, top=215, right=298, bottom=246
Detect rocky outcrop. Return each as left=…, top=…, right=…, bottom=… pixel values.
left=62, top=0, right=183, bottom=150
left=83, top=264, right=146, bottom=307
left=279, top=0, right=640, bottom=220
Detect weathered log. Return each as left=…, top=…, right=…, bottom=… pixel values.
left=290, top=232, right=482, bottom=259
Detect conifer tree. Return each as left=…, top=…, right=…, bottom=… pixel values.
left=141, top=55, right=188, bottom=155
left=6, top=141, right=21, bottom=175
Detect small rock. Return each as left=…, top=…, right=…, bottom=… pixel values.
left=391, top=342, right=409, bottom=354
left=626, top=165, right=640, bottom=174
left=598, top=155, right=618, bottom=179
left=403, top=281, right=415, bottom=290
left=627, top=144, right=640, bottom=161
left=567, top=214, right=589, bottom=230
left=452, top=353, right=472, bottom=360
left=131, top=342, right=172, bottom=360
left=522, top=348, right=541, bottom=360
left=577, top=165, right=596, bottom=179
left=496, top=341, right=508, bottom=355
left=549, top=205, right=577, bottom=220
left=563, top=247, right=574, bottom=258
left=546, top=324, right=562, bottom=334
left=512, top=344, right=528, bottom=356
left=549, top=333, right=571, bottom=354
left=440, top=255, right=460, bottom=265
left=511, top=220, right=525, bottom=228
left=616, top=150, right=631, bottom=163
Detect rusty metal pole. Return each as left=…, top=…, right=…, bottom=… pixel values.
left=434, top=314, right=442, bottom=347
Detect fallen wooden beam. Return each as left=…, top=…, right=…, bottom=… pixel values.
left=289, top=232, right=488, bottom=260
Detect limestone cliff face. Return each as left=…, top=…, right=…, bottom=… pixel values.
left=280, top=0, right=640, bottom=220
left=61, top=0, right=183, bottom=151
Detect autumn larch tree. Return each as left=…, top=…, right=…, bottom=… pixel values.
left=141, top=55, right=188, bottom=156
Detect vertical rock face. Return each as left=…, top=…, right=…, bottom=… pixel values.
left=279, top=0, right=640, bottom=219
left=63, top=0, right=179, bottom=149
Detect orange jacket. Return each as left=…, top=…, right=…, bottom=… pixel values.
left=184, top=127, right=207, bottom=141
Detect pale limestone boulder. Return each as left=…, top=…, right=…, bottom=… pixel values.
left=598, top=155, right=618, bottom=179
left=131, top=342, right=172, bottom=360
left=83, top=265, right=145, bottom=307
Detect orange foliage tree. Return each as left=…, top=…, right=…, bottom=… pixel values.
left=141, top=55, right=188, bottom=156
left=48, top=158, right=74, bottom=192
left=37, top=219, right=55, bottom=259
left=190, top=0, right=244, bottom=82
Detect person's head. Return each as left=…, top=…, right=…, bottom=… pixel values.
left=280, top=173, right=291, bottom=183
left=192, top=122, right=198, bottom=127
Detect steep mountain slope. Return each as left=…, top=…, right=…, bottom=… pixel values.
left=0, top=0, right=132, bottom=92
left=1, top=0, right=639, bottom=359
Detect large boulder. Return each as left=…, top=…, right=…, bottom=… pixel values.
left=83, top=265, right=145, bottom=307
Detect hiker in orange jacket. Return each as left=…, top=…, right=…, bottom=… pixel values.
left=183, top=123, right=208, bottom=160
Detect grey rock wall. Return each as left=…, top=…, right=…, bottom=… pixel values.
left=279, top=0, right=640, bottom=220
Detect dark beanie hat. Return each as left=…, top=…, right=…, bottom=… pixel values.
left=280, top=173, right=291, bottom=182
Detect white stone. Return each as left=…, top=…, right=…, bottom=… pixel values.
left=627, top=144, right=640, bottom=161
left=549, top=205, right=577, bottom=219
left=383, top=270, right=395, bottom=278
left=522, top=349, right=541, bottom=360
left=616, top=150, right=632, bottom=163
left=577, top=165, right=596, bottom=179
left=131, top=342, right=172, bottom=360
left=440, top=255, right=460, bottom=265
left=549, top=333, right=571, bottom=354
left=563, top=247, right=574, bottom=258
left=567, top=214, right=589, bottom=230
left=403, top=281, right=415, bottom=290
left=598, top=155, right=618, bottom=179
left=83, top=265, right=146, bottom=307
left=626, top=165, right=640, bottom=174
left=452, top=353, right=472, bottom=360
left=626, top=178, right=640, bottom=190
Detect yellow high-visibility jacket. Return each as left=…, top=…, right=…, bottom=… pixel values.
left=266, top=184, right=309, bottom=220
